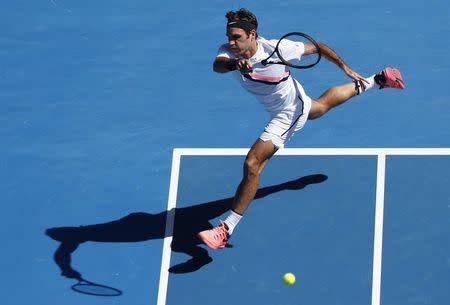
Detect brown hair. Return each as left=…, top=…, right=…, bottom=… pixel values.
left=225, top=8, right=258, bottom=36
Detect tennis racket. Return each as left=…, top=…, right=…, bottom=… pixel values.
left=71, top=277, right=122, bottom=296
left=261, top=32, right=321, bottom=69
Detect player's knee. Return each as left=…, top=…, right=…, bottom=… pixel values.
left=243, top=157, right=261, bottom=178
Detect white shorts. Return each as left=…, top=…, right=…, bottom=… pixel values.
left=259, top=86, right=312, bottom=149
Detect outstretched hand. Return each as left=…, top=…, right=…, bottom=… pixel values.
left=343, top=66, right=369, bottom=91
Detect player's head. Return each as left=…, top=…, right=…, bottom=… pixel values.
left=225, top=8, right=258, bottom=57
left=225, top=8, right=258, bottom=36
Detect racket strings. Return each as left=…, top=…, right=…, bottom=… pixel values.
left=278, top=36, right=320, bottom=68
left=262, top=32, right=321, bottom=69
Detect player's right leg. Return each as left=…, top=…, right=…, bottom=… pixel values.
left=231, top=139, right=278, bottom=215
left=197, top=139, right=277, bottom=250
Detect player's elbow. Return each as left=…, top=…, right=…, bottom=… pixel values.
left=213, top=61, right=227, bottom=73
left=213, top=62, right=221, bottom=73
left=213, top=57, right=233, bottom=73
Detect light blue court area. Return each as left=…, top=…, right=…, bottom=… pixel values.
left=3, top=1, right=450, bottom=305
left=382, top=156, right=450, bottom=305
left=164, top=151, right=378, bottom=305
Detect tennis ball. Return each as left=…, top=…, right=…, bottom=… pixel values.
left=282, top=272, right=296, bottom=285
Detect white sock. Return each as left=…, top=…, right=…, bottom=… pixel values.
left=223, top=210, right=242, bottom=235
left=356, top=74, right=376, bottom=94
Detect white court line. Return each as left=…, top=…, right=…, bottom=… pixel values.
left=157, top=150, right=181, bottom=305
left=174, top=147, right=450, bottom=156
left=371, top=154, right=386, bottom=305
left=157, top=148, right=450, bottom=305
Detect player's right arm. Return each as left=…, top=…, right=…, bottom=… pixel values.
left=213, top=56, right=238, bottom=73
left=213, top=57, right=253, bottom=74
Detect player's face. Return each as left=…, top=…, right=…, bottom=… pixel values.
left=226, top=27, right=256, bottom=58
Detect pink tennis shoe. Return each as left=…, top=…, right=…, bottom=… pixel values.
left=197, top=221, right=229, bottom=250
left=375, top=67, right=405, bottom=89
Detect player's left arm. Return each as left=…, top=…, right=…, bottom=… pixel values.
left=304, top=42, right=368, bottom=89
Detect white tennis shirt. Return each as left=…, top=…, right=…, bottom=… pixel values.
left=217, top=37, right=309, bottom=115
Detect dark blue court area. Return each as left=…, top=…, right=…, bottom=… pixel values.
left=2, top=0, right=449, bottom=305
left=382, top=156, right=450, bottom=305
left=168, top=155, right=378, bottom=305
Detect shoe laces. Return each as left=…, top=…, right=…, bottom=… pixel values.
left=212, top=221, right=228, bottom=241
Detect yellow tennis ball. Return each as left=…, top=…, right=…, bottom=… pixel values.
left=282, top=272, right=296, bottom=285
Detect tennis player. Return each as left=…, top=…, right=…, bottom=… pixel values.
left=198, top=8, right=404, bottom=250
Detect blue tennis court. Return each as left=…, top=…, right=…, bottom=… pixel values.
left=158, top=149, right=449, bottom=305
left=2, top=1, right=449, bottom=305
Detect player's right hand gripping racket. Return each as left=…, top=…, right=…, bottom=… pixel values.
left=261, top=32, right=322, bottom=69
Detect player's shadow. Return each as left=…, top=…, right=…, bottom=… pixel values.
left=46, top=174, right=327, bottom=278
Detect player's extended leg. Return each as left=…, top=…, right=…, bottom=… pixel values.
left=308, top=81, right=359, bottom=120
left=308, top=67, right=404, bottom=120
left=197, top=139, right=277, bottom=250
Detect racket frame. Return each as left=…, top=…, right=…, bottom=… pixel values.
left=261, top=32, right=322, bottom=69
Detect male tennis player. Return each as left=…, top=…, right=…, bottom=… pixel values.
left=198, top=8, right=404, bottom=250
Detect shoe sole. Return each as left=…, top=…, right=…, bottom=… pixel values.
left=197, top=232, right=224, bottom=250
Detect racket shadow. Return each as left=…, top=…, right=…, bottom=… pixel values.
left=46, top=174, right=328, bottom=281
left=71, top=276, right=122, bottom=296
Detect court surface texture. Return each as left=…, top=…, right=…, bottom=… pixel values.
left=2, top=1, right=449, bottom=305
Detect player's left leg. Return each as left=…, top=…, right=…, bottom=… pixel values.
left=308, top=81, right=360, bottom=120
left=308, top=67, right=404, bottom=120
